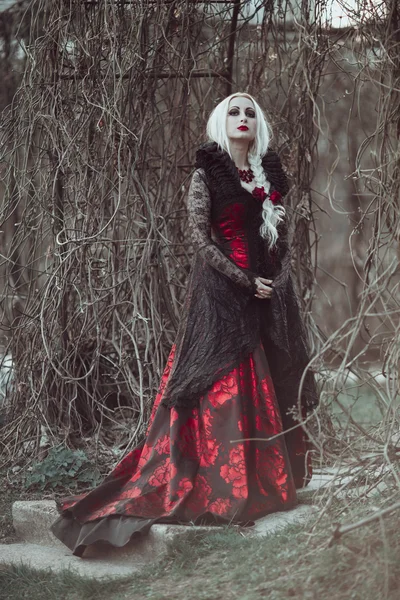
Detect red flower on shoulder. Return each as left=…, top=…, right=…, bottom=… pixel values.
left=252, top=187, right=283, bottom=205
left=252, top=186, right=267, bottom=201
left=269, top=190, right=282, bottom=205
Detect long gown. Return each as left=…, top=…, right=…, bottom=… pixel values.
left=51, top=166, right=314, bottom=557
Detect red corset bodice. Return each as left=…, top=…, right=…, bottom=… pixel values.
left=213, top=203, right=250, bottom=269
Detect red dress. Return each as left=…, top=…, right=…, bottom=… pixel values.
left=51, top=167, right=314, bottom=556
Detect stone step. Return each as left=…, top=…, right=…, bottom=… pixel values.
left=11, top=499, right=226, bottom=562
left=10, top=470, right=340, bottom=547
left=1, top=502, right=318, bottom=581
left=13, top=500, right=61, bottom=548
left=10, top=471, right=337, bottom=552
left=0, top=503, right=318, bottom=581
left=0, top=543, right=142, bottom=580
left=3, top=470, right=344, bottom=581
left=12, top=497, right=319, bottom=555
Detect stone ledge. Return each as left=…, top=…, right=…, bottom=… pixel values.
left=11, top=472, right=336, bottom=551
left=12, top=500, right=62, bottom=548
left=0, top=501, right=318, bottom=581
left=3, top=502, right=320, bottom=580
left=12, top=500, right=226, bottom=561
left=0, top=543, right=141, bottom=580
left=12, top=498, right=319, bottom=558
left=2, top=467, right=382, bottom=581
left=11, top=470, right=346, bottom=567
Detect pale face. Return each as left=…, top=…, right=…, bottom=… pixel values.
left=226, top=96, right=257, bottom=144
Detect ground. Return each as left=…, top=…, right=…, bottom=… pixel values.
left=0, top=490, right=399, bottom=600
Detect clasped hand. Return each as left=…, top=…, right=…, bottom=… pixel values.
left=254, top=276, right=273, bottom=300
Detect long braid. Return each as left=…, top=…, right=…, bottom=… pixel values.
left=247, top=153, right=286, bottom=249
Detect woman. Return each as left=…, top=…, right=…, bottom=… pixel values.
left=51, top=93, right=319, bottom=557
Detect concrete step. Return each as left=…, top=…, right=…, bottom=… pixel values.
left=11, top=499, right=226, bottom=562
left=0, top=543, right=141, bottom=579
left=2, top=469, right=354, bottom=581
left=13, top=500, right=61, bottom=548
left=10, top=471, right=339, bottom=552
left=0, top=503, right=318, bottom=581
left=0, top=502, right=319, bottom=581
left=12, top=497, right=317, bottom=548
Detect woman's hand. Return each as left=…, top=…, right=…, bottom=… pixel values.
left=254, top=277, right=274, bottom=300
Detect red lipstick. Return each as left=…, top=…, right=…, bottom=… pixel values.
left=237, top=126, right=249, bottom=131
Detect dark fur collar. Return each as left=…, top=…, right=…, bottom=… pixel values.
left=195, top=141, right=289, bottom=197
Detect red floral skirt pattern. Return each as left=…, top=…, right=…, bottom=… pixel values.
left=52, top=340, right=313, bottom=554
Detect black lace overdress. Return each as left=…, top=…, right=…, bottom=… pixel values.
left=50, top=142, right=319, bottom=557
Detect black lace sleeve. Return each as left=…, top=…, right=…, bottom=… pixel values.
left=187, top=168, right=258, bottom=295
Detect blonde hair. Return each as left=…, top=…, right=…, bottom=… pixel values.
left=206, top=92, right=285, bottom=249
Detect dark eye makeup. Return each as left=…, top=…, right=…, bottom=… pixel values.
left=228, top=108, right=255, bottom=117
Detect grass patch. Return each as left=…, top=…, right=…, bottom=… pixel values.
left=130, top=495, right=400, bottom=600
left=0, top=563, right=130, bottom=600
left=2, top=493, right=399, bottom=600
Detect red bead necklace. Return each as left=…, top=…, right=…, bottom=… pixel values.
left=237, top=167, right=254, bottom=183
